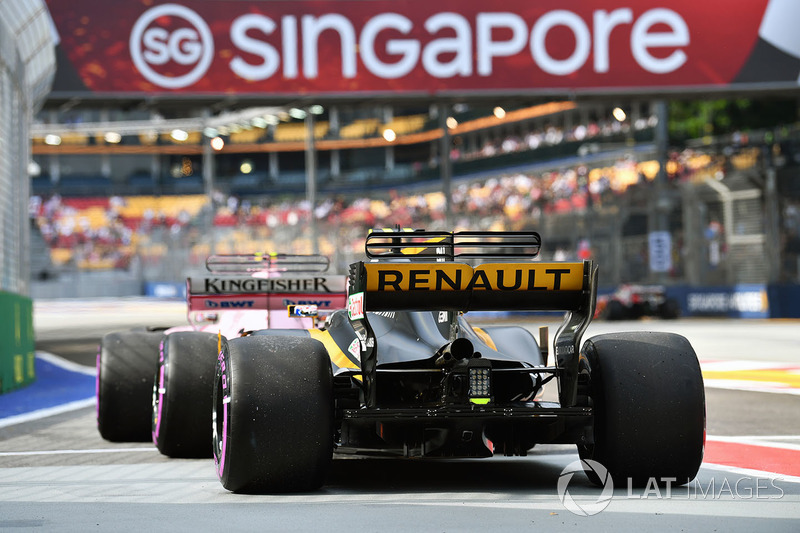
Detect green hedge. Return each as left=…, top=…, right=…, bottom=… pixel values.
left=0, top=291, right=35, bottom=394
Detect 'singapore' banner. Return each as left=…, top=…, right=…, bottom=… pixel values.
left=45, top=0, right=800, bottom=96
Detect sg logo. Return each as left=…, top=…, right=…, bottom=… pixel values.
left=129, top=3, right=214, bottom=89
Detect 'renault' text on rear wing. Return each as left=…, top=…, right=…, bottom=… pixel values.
left=346, top=230, right=598, bottom=409
left=354, top=262, right=587, bottom=312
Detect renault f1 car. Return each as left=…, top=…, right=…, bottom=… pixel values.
left=212, top=231, right=706, bottom=493
left=96, top=253, right=347, bottom=458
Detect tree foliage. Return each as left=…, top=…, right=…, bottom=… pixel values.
left=668, top=98, right=798, bottom=141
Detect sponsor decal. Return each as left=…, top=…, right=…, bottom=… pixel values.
left=205, top=300, right=255, bottom=309
left=347, top=338, right=360, bottom=358
left=282, top=298, right=333, bottom=307
left=125, top=5, right=697, bottom=86
left=288, top=304, right=318, bottom=317
left=364, top=263, right=583, bottom=292
left=129, top=3, right=214, bottom=89
left=47, top=0, right=783, bottom=94
left=348, top=292, right=365, bottom=320
left=687, top=289, right=768, bottom=314
left=201, top=277, right=333, bottom=294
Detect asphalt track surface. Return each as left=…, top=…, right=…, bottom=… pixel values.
left=0, top=299, right=799, bottom=531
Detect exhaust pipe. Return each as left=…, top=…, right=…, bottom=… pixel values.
left=435, top=338, right=475, bottom=367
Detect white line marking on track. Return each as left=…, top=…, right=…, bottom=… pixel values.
left=701, top=360, right=800, bottom=371
left=0, top=398, right=95, bottom=429
left=711, top=435, right=800, bottom=441
left=36, top=351, right=96, bottom=376
left=703, top=380, right=800, bottom=396
left=0, top=447, right=159, bottom=457
left=707, top=435, right=800, bottom=451
left=701, top=463, right=800, bottom=484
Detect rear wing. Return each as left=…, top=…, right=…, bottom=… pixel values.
left=187, top=275, right=348, bottom=313
left=188, top=253, right=346, bottom=317
left=347, top=230, right=597, bottom=409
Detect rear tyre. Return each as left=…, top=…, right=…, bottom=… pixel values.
left=152, top=331, right=219, bottom=458
left=659, top=298, right=681, bottom=319
left=213, top=336, right=333, bottom=493
left=604, top=300, right=626, bottom=321
left=97, top=329, right=164, bottom=442
left=578, top=332, right=705, bottom=486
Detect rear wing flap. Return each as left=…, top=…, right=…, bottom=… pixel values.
left=205, top=253, right=330, bottom=274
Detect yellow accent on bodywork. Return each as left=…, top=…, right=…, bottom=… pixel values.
left=402, top=235, right=447, bottom=256
left=472, top=327, right=498, bottom=351
left=470, top=398, right=490, bottom=405
left=308, top=329, right=362, bottom=381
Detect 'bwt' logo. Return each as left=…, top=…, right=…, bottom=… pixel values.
left=129, top=3, right=214, bottom=89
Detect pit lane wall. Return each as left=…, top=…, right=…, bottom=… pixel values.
left=0, top=291, right=35, bottom=394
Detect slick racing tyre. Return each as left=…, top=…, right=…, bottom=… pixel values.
left=578, top=332, right=705, bottom=487
left=604, top=300, right=627, bottom=321
left=152, top=331, right=219, bottom=458
left=97, top=328, right=164, bottom=442
left=213, top=336, right=333, bottom=493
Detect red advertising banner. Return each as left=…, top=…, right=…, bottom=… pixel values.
left=45, top=0, right=800, bottom=97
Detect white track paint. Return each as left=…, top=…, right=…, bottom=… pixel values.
left=36, top=351, right=96, bottom=375
left=0, top=447, right=158, bottom=456
left=706, top=435, right=800, bottom=452
left=0, top=398, right=95, bottom=429
left=701, top=463, right=800, bottom=484
left=0, top=351, right=96, bottom=428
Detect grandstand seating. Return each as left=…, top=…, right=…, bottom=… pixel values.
left=382, top=114, right=426, bottom=136
left=273, top=121, right=330, bottom=142
left=229, top=128, right=267, bottom=144
left=30, top=115, right=790, bottom=277
left=340, top=118, right=379, bottom=139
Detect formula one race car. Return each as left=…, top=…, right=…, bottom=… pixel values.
left=595, top=284, right=681, bottom=320
left=96, top=253, right=347, bottom=458
left=212, top=231, right=705, bottom=493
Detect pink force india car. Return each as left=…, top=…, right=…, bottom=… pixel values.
left=95, top=253, right=348, bottom=457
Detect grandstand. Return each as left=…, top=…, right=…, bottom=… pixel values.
left=29, top=120, right=800, bottom=291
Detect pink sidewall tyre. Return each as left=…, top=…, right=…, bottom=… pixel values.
left=213, top=335, right=333, bottom=493
left=152, top=331, right=219, bottom=458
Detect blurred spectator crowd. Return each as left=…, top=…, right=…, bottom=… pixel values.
left=29, top=137, right=768, bottom=280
